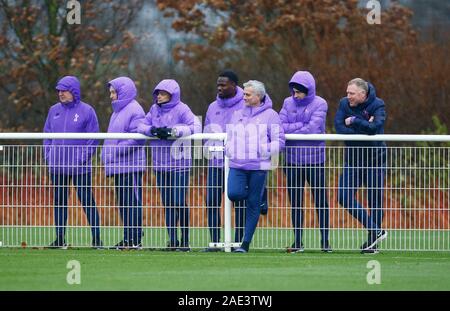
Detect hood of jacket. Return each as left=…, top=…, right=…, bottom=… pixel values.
left=55, top=76, right=81, bottom=107
left=109, top=77, right=138, bottom=113
left=359, top=82, right=377, bottom=109
left=289, top=71, right=316, bottom=106
left=152, top=79, right=181, bottom=111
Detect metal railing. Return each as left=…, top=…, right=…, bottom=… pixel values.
left=0, top=133, right=449, bottom=251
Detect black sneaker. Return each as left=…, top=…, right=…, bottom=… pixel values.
left=129, top=241, right=142, bottom=250
left=176, top=247, right=191, bottom=252
left=287, top=243, right=304, bottom=253
left=362, top=230, right=387, bottom=250
left=92, top=240, right=104, bottom=250
left=112, top=240, right=129, bottom=250
left=321, top=242, right=333, bottom=253
left=360, top=240, right=369, bottom=250
left=163, top=240, right=179, bottom=251
left=49, top=239, right=67, bottom=249
left=233, top=247, right=248, bottom=253
left=361, top=245, right=379, bottom=254
left=177, top=241, right=190, bottom=252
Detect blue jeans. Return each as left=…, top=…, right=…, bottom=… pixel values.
left=114, top=172, right=143, bottom=244
left=155, top=170, right=190, bottom=247
left=206, top=167, right=246, bottom=243
left=338, top=163, right=385, bottom=232
left=284, top=164, right=330, bottom=247
left=51, top=173, right=100, bottom=243
left=227, top=168, right=267, bottom=247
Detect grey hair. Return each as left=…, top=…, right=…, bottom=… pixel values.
left=243, top=80, right=266, bottom=99
left=348, top=78, right=368, bottom=94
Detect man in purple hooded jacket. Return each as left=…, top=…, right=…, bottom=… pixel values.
left=136, top=79, right=201, bottom=251
left=102, top=76, right=146, bottom=249
left=279, top=70, right=331, bottom=253
left=43, top=75, right=101, bottom=248
left=226, top=80, right=285, bottom=253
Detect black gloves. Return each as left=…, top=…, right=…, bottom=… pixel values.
left=150, top=126, right=174, bottom=140
left=150, top=126, right=159, bottom=137
left=157, top=127, right=173, bottom=140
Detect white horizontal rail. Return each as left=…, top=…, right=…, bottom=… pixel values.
left=285, top=134, right=450, bottom=142
left=0, top=133, right=450, bottom=142
left=0, top=132, right=225, bottom=141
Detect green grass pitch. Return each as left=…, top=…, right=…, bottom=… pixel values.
left=1, top=248, right=449, bottom=290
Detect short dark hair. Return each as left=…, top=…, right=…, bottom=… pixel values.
left=219, top=70, right=239, bottom=85
left=289, top=82, right=309, bottom=95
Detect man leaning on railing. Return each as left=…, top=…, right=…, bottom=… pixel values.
left=280, top=70, right=331, bottom=254
left=226, top=80, right=286, bottom=253
left=334, top=78, right=388, bottom=254
left=136, top=78, right=201, bottom=252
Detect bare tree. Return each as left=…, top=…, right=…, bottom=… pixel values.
left=0, top=0, right=144, bottom=131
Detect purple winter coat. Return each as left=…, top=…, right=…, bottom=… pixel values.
left=136, top=79, right=201, bottom=172
left=101, top=77, right=146, bottom=177
left=204, top=86, right=245, bottom=167
left=279, top=71, right=327, bottom=165
left=226, top=94, right=285, bottom=171
left=43, top=76, right=99, bottom=176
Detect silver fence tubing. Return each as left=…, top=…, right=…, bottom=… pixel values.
left=0, top=134, right=449, bottom=251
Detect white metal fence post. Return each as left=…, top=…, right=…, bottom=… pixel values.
left=224, top=140, right=232, bottom=253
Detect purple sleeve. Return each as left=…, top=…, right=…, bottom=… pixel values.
left=173, top=109, right=201, bottom=137
left=295, top=102, right=327, bottom=134
left=117, top=112, right=146, bottom=154
left=279, top=103, right=304, bottom=133
left=262, top=113, right=285, bottom=156
left=134, top=112, right=153, bottom=136
left=204, top=106, right=212, bottom=131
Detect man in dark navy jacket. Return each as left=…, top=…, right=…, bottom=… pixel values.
left=334, top=78, right=387, bottom=254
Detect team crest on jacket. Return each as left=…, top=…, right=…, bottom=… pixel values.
left=362, top=110, right=370, bottom=120
left=74, top=114, right=79, bottom=122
